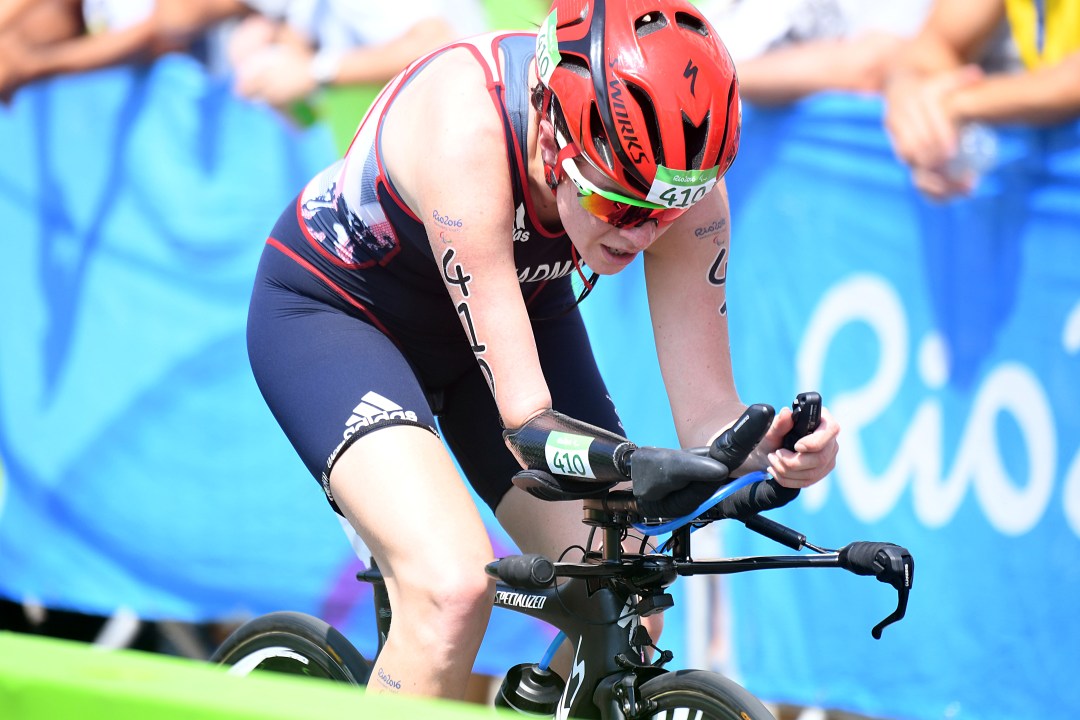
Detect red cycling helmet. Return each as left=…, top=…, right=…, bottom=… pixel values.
left=536, top=0, right=741, bottom=210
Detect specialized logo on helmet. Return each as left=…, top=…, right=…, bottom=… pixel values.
left=683, top=60, right=699, bottom=96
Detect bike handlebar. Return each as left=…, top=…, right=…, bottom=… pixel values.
left=499, top=393, right=915, bottom=638
left=627, top=403, right=776, bottom=519
left=486, top=554, right=556, bottom=591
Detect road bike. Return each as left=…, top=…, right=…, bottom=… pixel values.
left=211, top=396, right=914, bottom=719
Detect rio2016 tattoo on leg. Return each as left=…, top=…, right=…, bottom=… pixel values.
left=377, top=666, right=403, bottom=692
left=441, top=247, right=496, bottom=396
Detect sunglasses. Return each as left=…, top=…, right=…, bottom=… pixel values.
left=561, top=156, right=689, bottom=229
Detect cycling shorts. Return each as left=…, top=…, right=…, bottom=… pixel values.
left=247, top=204, right=624, bottom=514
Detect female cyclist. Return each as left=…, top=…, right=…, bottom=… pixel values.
left=247, top=0, right=840, bottom=699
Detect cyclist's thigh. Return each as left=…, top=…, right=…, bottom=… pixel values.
left=330, top=425, right=494, bottom=584
left=249, top=267, right=492, bottom=581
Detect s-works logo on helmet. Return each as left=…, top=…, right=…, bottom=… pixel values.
left=608, top=80, right=647, bottom=165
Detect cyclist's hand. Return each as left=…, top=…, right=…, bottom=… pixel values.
left=762, top=405, right=839, bottom=489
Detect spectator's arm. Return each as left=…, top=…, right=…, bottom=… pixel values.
left=948, top=50, right=1080, bottom=126
left=883, top=0, right=1004, bottom=176
left=888, top=0, right=1004, bottom=79
left=151, top=0, right=253, bottom=50
left=7, top=19, right=160, bottom=87
left=234, top=17, right=460, bottom=108
left=329, top=17, right=457, bottom=86
left=736, top=32, right=906, bottom=106
left=0, top=0, right=39, bottom=30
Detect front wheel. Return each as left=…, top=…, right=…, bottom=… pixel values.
left=210, top=611, right=371, bottom=685
left=635, top=669, right=775, bottom=720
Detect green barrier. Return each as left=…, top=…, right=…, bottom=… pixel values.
left=0, top=632, right=503, bottom=720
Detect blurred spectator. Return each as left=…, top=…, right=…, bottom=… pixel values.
left=229, top=0, right=489, bottom=111
left=0, top=0, right=269, bottom=103
left=702, top=0, right=935, bottom=106
left=883, top=0, right=1080, bottom=200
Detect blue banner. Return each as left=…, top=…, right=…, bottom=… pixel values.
left=581, top=95, right=1080, bottom=719
left=0, top=57, right=552, bottom=675
left=3, top=59, right=1077, bottom=716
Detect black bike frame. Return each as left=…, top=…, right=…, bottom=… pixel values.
left=359, top=522, right=847, bottom=720
left=356, top=495, right=909, bottom=720
left=494, top=544, right=843, bottom=717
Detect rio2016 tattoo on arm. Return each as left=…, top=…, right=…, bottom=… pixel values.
left=441, top=247, right=496, bottom=395
left=433, top=208, right=464, bottom=244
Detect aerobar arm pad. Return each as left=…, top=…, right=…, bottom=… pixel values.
left=503, top=409, right=635, bottom=489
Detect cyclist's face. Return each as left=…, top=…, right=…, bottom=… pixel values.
left=556, top=159, right=671, bottom=274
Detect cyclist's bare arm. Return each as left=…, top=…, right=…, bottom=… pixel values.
left=642, top=181, right=743, bottom=448
left=643, top=182, right=839, bottom=486
left=381, top=48, right=553, bottom=429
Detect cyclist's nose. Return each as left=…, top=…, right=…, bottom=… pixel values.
left=618, top=221, right=659, bottom=252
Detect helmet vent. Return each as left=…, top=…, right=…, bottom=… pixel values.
left=682, top=111, right=710, bottom=170
left=588, top=103, right=614, bottom=170
left=559, top=54, right=590, bottom=79
left=674, top=12, right=710, bottom=37
left=633, top=12, right=668, bottom=38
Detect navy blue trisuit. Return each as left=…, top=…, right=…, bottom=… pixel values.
left=247, top=32, right=624, bottom=514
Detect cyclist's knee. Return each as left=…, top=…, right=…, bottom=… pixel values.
left=393, top=561, right=494, bottom=652
left=408, top=561, right=494, bottom=621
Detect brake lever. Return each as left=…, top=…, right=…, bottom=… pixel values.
left=838, top=542, right=915, bottom=639
left=870, top=545, right=915, bottom=639
left=872, top=583, right=910, bottom=640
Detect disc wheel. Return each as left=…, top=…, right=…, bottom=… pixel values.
left=635, top=669, right=775, bottom=720
left=210, top=611, right=371, bottom=685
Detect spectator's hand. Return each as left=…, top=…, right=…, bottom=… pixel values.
left=743, top=406, right=840, bottom=490
left=226, top=14, right=280, bottom=71
left=884, top=64, right=982, bottom=170
left=844, top=31, right=908, bottom=93
left=0, top=36, right=27, bottom=105
left=910, top=165, right=976, bottom=201
left=234, top=43, right=318, bottom=108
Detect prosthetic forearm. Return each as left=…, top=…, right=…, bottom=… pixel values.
left=503, top=409, right=636, bottom=486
